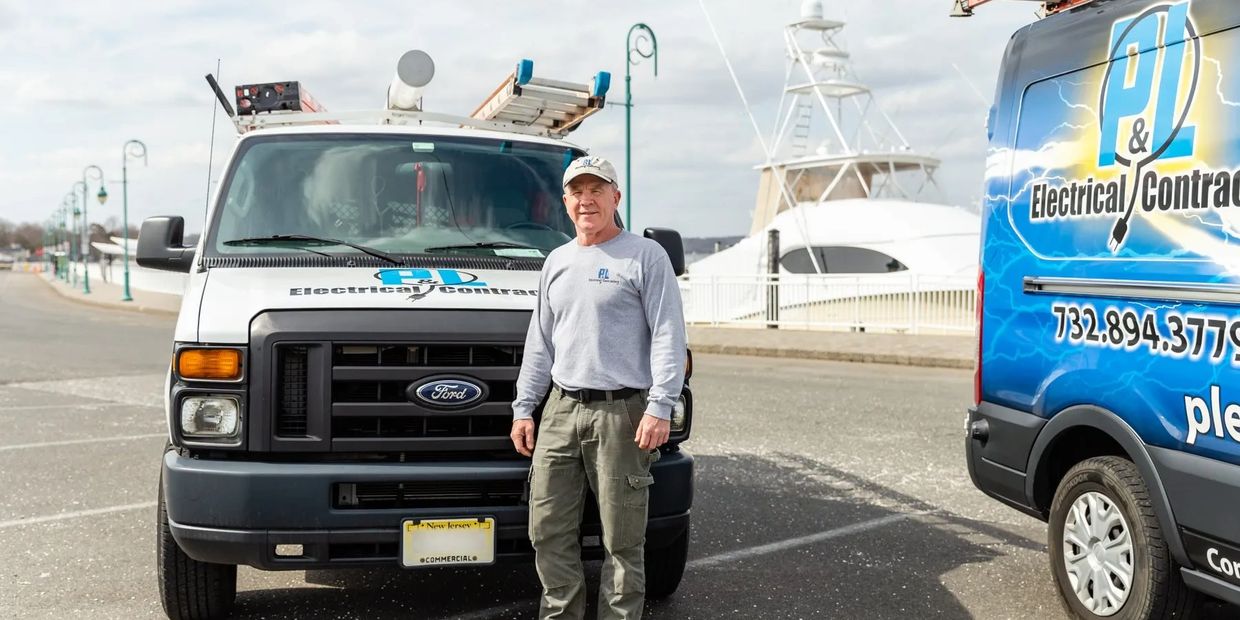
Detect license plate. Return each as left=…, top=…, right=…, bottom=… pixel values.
left=400, top=517, right=496, bottom=568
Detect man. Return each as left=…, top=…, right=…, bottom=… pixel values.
left=510, top=156, right=686, bottom=620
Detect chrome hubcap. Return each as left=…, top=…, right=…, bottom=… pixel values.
left=1062, top=491, right=1134, bottom=616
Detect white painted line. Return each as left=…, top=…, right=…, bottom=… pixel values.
left=0, top=433, right=166, bottom=452
left=0, top=402, right=134, bottom=412
left=0, top=501, right=157, bottom=529
left=688, top=512, right=916, bottom=570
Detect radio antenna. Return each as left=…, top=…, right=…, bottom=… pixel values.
left=205, top=58, right=222, bottom=220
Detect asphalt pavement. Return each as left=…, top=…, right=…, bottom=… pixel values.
left=0, top=270, right=1233, bottom=619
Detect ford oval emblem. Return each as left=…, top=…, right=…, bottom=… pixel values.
left=408, top=377, right=486, bottom=409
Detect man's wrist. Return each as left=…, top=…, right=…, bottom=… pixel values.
left=645, top=403, right=672, bottom=421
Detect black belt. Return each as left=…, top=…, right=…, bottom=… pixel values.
left=556, top=385, right=639, bottom=403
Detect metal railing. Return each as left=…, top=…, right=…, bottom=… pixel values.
left=679, top=273, right=976, bottom=334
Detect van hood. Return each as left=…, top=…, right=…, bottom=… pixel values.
left=195, top=267, right=541, bottom=343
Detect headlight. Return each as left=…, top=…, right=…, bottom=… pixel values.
left=671, top=396, right=687, bottom=432
left=181, top=396, right=240, bottom=439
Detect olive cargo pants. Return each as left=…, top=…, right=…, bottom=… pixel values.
left=528, top=388, right=659, bottom=620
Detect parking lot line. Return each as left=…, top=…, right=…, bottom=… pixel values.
left=0, top=433, right=166, bottom=452
left=0, top=501, right=157, bottom=529
left=688, top=512, right=918, bottom=570
left=0, top=402, right=135, bottom=412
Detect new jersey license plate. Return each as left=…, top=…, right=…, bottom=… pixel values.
left=400, top=517, right=496, bottom=568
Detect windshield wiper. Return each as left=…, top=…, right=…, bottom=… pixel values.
left=423, top=241, right=543, bottom=253
left=223, top=234, right=405, bottom=265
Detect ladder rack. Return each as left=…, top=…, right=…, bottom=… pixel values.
left=227, top=58, right=611, bottom=139
left=471, top=60, right=610, bottom=135
left=230, top=108, right=584, bottom=139
left=950, top=0, right=1095, bottom=17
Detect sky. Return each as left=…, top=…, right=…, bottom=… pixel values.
left=0, top=0, right=1040, bottom=238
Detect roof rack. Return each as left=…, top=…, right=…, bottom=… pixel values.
left=229, top=108, right=587, bottom=139
left=949, top=0, right=1095, bottom=17
left=218, top=54, right=610, bottom=140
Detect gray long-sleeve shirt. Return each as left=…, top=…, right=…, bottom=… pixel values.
left=512, top=230, right=687, bottom=420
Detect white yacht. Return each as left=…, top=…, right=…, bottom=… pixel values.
left=683, top=0, right=978, bottom=332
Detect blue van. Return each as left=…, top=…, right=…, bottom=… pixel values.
left=968, top=0, right=1240, bottom=617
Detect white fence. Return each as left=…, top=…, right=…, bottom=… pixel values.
left=17, top=258, right=189, bottom=296
left=679, top=273, right=976, bottom=334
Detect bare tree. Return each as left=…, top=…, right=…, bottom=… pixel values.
left=13, top=223, right=45, bottom=252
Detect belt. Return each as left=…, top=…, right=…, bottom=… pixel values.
left=555, top=385, right=639, bottom=403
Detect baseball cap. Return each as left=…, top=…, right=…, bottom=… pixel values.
left=562, top=156, right=618, bottom=188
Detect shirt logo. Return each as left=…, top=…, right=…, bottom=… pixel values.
left=589, top=266, right=619, bottom=285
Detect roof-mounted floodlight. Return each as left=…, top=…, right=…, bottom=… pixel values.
left=387, top=50, right=436, bottom=111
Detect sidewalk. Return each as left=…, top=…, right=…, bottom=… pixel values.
left=35, top=271, right=182, bottom=316
left=688, top=325, right=973, bottom=369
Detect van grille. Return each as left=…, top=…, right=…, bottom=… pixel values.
left=272, top=341, right=522, bottom=452
left=276, top=345, right=309, bottom=436
left=334, top=480, right=525, bottom=509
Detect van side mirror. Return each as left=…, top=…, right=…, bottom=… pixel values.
left=136, top=216, right=197, bottom=273
left=643, top=228, right=686, bottom=276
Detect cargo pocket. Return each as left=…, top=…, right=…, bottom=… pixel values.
left=625, top=473, right=655, bottom=506
left=606, top=473, right=655, bottom=551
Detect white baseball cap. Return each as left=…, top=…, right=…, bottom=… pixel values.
left=562, top=156, right=618, bottom=188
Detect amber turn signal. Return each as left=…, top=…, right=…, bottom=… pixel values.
left=177, top=348, right=243, bottom=381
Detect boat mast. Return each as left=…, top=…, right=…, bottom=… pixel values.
left=750, top=0, right=942, bottom=235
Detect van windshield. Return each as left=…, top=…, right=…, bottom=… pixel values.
left=209, top=135, right=581, bottom=258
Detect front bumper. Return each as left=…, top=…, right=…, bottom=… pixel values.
left=163, top=449, right=694, bottom=569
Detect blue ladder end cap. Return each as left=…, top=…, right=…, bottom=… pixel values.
left=592, top=71, right=611, bottom=98
left=516, top=59, right=534, bottom=85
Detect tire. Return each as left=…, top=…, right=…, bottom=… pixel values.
left=1048, top=456, right=1200, bottom=620
left=644, top=519, right=689, bottom=600
left=157, top=479, right=237, bottom=620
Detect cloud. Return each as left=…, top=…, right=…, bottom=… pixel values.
left=0, top=1, right=17, bottom=32
left=0, top=0, right=1038, bottom=237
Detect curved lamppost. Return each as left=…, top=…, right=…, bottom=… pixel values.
left=59, top=195, right=73, bottom=282
left=625, top=23, right=658, bottom=231
left=80, top=165, right=106, bottom=294
left=120, top=140, right=147, bottom=302
left=43, top=219, right=52, bottom=274
left=69, top=185, right=85, bottom=287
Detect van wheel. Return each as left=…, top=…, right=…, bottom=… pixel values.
left=157, top=482, right=237, bottom=620
left=644, top=520, right=689, bottom=600
left=1048, top=456, right=1199, bottom=619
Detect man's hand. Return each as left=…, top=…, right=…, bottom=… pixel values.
left=511, top=419, right=536, bottom=457
left=635, top=414, right=671, bottom=451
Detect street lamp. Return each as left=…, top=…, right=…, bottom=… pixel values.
left=58, top=196, right=73, bottom=282
left=81, top=164, right=105, bottom=294
left=625, top=23, right=658, bottom=231
left=120, top=140, right=147, bottom=302
left=43, top=220, right=52, bottom=274
left=68, top=186, right=84, bottom=287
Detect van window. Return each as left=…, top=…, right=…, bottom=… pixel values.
left=781, top=246, right=907, bottom=274
left=209, top=135, right=579, bottom=257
